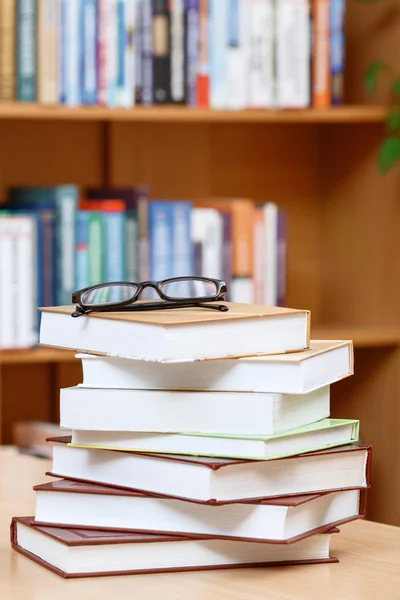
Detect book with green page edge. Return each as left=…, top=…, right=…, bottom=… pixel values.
left=70, top=418, right=360, bottom=461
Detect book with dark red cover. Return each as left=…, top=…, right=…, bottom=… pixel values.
left=33, top=479, right=367, bottom=544
left=47, top=436, right=372, bottom=504
left=11, top=517, right=339, bottom=579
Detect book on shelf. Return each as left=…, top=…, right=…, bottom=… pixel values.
left=33, top=479, right=365, bottom=543
left=69, top=418, right=360, bottom=461
left=77, top=340, right=353, bottom=394
left=39, top=303, right=311, bottom=361
left=48, top=439, right=371, bottom=503
left=60, top=384, right=331, bottom=436
left=11, top=517, right=338, bottom=579
left=2, top=0, right=346, bottom=108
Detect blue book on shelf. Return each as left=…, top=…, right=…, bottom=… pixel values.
left=9, top=186, right=79, bottom=306
left=102, top=210, right=127, bottom=282
left=172, top=201, right=194, bottom=277
left=64, top=0, right=81, bottom=106
left=149, top=201, right=174, bottom=282
left=80, top=0, right=98, bottom=105
left=75, top=211, right=90, bottom=290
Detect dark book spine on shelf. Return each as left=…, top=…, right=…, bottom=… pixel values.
left=152, top=0, right=170, bottom=103
left=185, top=0, right=198, bottom=106
left=330, top=0, right=345, bottom=105
left=16, top=0, right=37, bottom=102
left=142, top=0, right=153, bottom=105
left=221, top=212, right=232, bottom=301
left=169, top=0, right=186, bottom=104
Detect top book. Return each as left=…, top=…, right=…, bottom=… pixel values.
left=39, top=303, right=310, bottom=361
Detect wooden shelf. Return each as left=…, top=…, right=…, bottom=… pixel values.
left=311, top=326, right=400, bottom=348
left=0, top=103, right=387, bottom=124
left=0, top=326, right=399, bottom=365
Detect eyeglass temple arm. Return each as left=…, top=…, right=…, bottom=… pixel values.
left=71, top=301, right=229, bottom=317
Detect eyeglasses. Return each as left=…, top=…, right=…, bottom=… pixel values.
left=71, top=277, right=228, bottom=317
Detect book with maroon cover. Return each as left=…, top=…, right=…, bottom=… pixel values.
left=11, top=517, right=338, bottom=579
left=47, top=437, right=371, bottom=503
left=33, top=479, right=366, bottom=543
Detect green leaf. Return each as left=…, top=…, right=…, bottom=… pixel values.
left=392, top=77, right=400, bottom=96
left=364, top=61, right=387, bottom=95
left=387, top=111, right=400, bottom=131
left=378, top=137, right=400, bottom=173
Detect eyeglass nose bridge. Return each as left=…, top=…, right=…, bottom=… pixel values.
left=137, top=281, right=164, bottom=299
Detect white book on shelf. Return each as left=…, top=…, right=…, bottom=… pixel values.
left=226, top=0, right=249, bottom=110
left=60, top=385, right=330, bottom=435
left=117, top=0, right=136, bottom=108
left=247, top=0, right=275, bottom=108
left=276, top=0, right=310, bottom=108
left=263, top=202, right=278, bottom=306
left=191, top=208, right=223, bottom=280
left=77, top=340, right=354, bottom=393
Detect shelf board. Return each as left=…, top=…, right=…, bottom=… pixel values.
left=0, top=347, right=77, bottom=365
left=0, top=103, right=387, bottom=124
left=311, top=326, right=400, bottom=348
left=0, top=326, right=399, bottom=365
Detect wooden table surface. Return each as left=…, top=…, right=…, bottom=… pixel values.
left=1, top=447, right=400, bottom=599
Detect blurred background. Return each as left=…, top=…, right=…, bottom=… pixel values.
left=0, top=0, right=399, bottom=526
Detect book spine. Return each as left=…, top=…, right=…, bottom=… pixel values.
left=263, top=202, right=278, bottom=306
left=330, top=0, right=345, bottom=105
left=107, top=0, right=118, bottom=107
left=134, top=0, right=143, bottom=103
left=248, top=0, right=274, bottom=108
left=152, top=0, right=170, bottom=103
left=277, top=0, right=310, bottom=108
left=16, top=0, right=37, bottom=102
left=226, top=0, right=247, bottom=110
left=75, top=211, right=90, bottom=290
left=137, top=187, right=150, bottom=281
left=15, top=216, right=37, bottom=347
left=126, top=210, right=138, bottom=281
left=97, top=0, right=108, bottom=105
left=313, top=0, right=330, bottom=108
left=38, top=0, right=59, bottom=104
left=186, top=0, right=199, bottom=106
left=149, top=202, right=173, bottom=281
left=59, top=0, right=66, bottom=103
left=141, top=0, right=153, bottom=105
left=64, top=0, right=81, bottom=106
left=170, top=0, right=186, bottom=104
left=221, top=212, right=232, bottom=300
left=0, top=218, right=13, bottom=349
left=172, top=201, right=193, bottom=277
left=55, top=186, right=78, bottom=306
left=209, top=0, right=228, bottom=109
left=117, top=0, right=135, bottom=108
left=88, top=211, right=103, bottom=285
left=197, top=0, right=209, bottom=107
left=277, top=208, right=287, bottom=306
left=102, top=210, right=126, bottom=282
left=0, top=0, right=16, bottom=100
left=81, top=0, right=98, bottom=105
left=253, top=207, right=265, bottom=304
left=41, top=210, right=56, bottom=307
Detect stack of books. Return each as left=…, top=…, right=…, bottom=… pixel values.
left=11, top=303, right=371, bottom=578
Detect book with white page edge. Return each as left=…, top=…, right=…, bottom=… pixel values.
left=60, top=385, right=331, bottom=436
left=70, top=418, right=359, bottom=461
left=76, top=340, right=353, bottom=394
left=48, top=438, right=371, bottom=503
left=38, top=303, right=310, bottom=361
left=33, top=479, right=366, bottom=544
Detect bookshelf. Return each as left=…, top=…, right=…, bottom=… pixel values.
left=0, top=1, right=399, bottom=529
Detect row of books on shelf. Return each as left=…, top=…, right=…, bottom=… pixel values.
left=0, top=185, right=286, bottom=350
left=12, top=303, right=369, bottom=577
left=0, top=0, right=345, bottom=109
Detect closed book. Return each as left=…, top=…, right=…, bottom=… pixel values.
left=97, top=0, right=108, bottom=105
left=313, top=0, right=330, bottom=108
left=172, top=201, right=194, bottom=277
left=209, top=0, right=228, bottom=109
left=170, top=0, right=186, bottom=104
left=11, top=517, right=338, bottom=578
left=63, top=0, right=81, bottom=106
left=149, top=201, right=174, bottom=280
left=34, top=480, right=365, bottom=543
left=152, top=0, right=170, bottom=103
left=38, top=0, right=59, bottom=104
left=78, top=340, right=353, bottom=392
left=247, top=0, right=274, bottom=108
left=34, top=479, right=365, bottom=543
left=134, top=0, right=143, bottom=103
left=48, top=438, right=371, bottom=503
left=80, top=0, right=98, bottom=105
left=191, top=207, right=223, bottom=279
left=71, top=418, right=360, bottom=461
left=196, top=0, right=209, bottom=106
left=39, top=303, right=311, bottom=361
left=226, top=0, right=247, bottom=110
left=330, top=0, right=345, bottom=105
left=186, top=0, right=199, bottom=105
left=141, top=0, right=153, bottom=105
left=0, top=0, right=16, bottom=100
left=75, top=211, right=90, bottom=290
left=16, top=0, right=37, bottom=102
left=263, top=202, right=278, bottom=306
left=116, top=0, right=136, bottom=108
left=60, top=385, right=331, bottom=436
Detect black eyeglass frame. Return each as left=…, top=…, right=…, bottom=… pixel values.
left=72, top=277, right=228, bottom=315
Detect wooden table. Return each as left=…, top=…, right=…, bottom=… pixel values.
left=1, top=448, right=400, bottom=599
